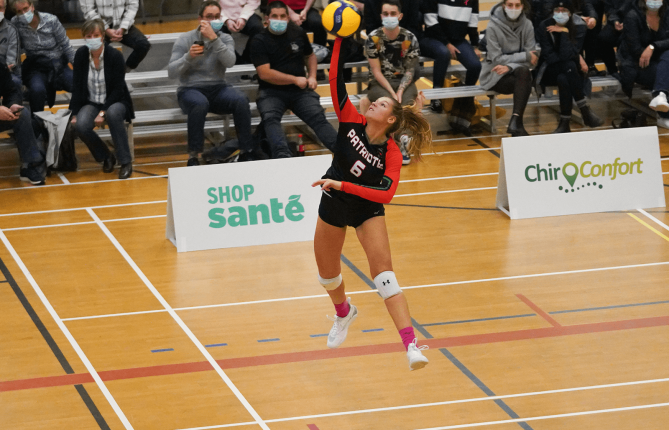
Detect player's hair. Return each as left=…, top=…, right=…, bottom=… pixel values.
left=266, top=0, right=289, bottom=16
left=81, top=19, right=105, bottom=37
left=386, top=99, right=432, bottom=162
left=198, top=0, right=221, bottom=17
left=381, top=0, right=402, bottom=13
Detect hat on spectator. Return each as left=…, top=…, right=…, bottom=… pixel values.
left=552, top=0, right=574, bottom=11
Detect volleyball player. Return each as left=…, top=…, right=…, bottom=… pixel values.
left=312, top=37, right=432, bottom=370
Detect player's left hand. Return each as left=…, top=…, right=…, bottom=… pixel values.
left=312, top=179, right=342, bottom=192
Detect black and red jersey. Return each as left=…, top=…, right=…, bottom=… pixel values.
left=323, top=37, right=402, bottom=205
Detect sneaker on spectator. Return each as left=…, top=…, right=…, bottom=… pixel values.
left=187, top=157, right=200, bottom=166
left=19, top=162, right=46, bottom=185
left=650, top=92, right=669, bottom=112
left=430, top=99, right=443, bottom=113
left=657, top=117, right=669, bottom=129
left=399, top=134, right=411, bottom=165
left=406, top=339, right=429, bottom=371
left=326, top=298, right=358, bottom=349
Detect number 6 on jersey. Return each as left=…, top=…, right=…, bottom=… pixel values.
left=350, top=160, right=366, bottom=177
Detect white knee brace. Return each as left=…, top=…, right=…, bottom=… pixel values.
left=318, top=273, right=343, bottom=291
left=374, top=271, right=402, bottom=299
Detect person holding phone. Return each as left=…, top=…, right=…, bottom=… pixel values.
left=0, top=63, right=46, bottom=185
left=168, top=0, right=256, bottom=165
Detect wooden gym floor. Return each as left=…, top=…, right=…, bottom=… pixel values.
left=2, top=19, right=669, bottom=430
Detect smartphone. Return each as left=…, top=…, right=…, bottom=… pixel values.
left=194, top=41, right=204, bottom=47
left=14, top=106, right=25, bottom=113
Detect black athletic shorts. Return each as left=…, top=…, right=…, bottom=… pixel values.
left=318, top=190, right=385, bottom=228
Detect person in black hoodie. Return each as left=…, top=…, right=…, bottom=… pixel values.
left=0, top=63, right=45, bottom=185
left=536, top=0, right=603, bottom=132
left=597, top=0, right=634, bottom=76
left=69, top=19, right=135, bottom=179
left=618, top=0, right=669, bottom=127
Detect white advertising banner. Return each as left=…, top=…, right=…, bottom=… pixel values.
left=496, top=127, right=666, bottom=219
left=166, top=155, right=333, bottom=252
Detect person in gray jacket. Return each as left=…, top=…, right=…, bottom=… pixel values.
left=480, top=0, right=538, bottom=136
left=0, top=0, right=21, bottom=91
left=168, top=0, right=253, bottom=166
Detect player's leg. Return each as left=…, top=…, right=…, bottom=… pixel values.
left=356, top=216, right=428, bottom=370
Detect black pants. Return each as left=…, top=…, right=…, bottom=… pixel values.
left=293, top=8, right=327, bottom=46
left=106, top=25, right=151, bottom=70
left=491, top=66, right=532, bottom=117
left=597, top=24, right=622, bottom=74
left=222, top=14, right=264, bottom=64
left=541, top=61, right=586, bottom=116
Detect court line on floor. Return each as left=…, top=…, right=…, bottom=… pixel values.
left=0, top=175, right=167, bottom=192
left=515, top=294, right=561, bottom=327
left=86, top=208, right=270, bottom=430
left=638, top=208, right=669, bottom=232
left=0, top=256, right=110, bottom=429
left=0, top=230, right=134, bottom=429
left=0, top=200, right=167, bottom=217
left=59, top=260, right=669, bottom=322
left=1, top=215, right=168, bottom=232
left=627, top=213, right=669, bottom=242
left=415, top=402, right=669, bottom=430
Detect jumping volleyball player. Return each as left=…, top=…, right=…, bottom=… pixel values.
left=312, top=36, right=432, bottom=370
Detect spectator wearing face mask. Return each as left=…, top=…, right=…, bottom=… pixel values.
left=597, top=0, right=634, bottom=77
left=69, top=19, right=135, bottom=179
left=11, top=0, right=75, bottom=113
left=618, top=0, right=669, bottom=127
left=168, top=0, right=255, bottom=166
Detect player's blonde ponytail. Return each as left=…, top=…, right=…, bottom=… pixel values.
left=386, top=100, right=433, bottom=163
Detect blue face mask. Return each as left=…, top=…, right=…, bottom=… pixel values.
left=553, top=12, right=570, bottom=24
left=647, top=0, right=663, bottom=10
left=382, top=16, right=399, bottom=29
left=22, top=10, right=34, bottom=24
left=269, top=19, right=288, bottom=34
left=85, top=37, right=103, bottom=51
left=210, top=20, right=224, bottom=31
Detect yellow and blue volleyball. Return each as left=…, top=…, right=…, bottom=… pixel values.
left=322, top=1, right=361, bottom=38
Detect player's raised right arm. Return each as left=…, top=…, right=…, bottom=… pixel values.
left=329, top=37, right=363, bottom=123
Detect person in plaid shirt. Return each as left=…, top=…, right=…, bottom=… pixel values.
left=78, top=0, right=151, bottom=72
left=12, top=0, right=75, bottom=113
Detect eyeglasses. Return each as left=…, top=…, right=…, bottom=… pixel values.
left=202, top=14, right=221, bottom=20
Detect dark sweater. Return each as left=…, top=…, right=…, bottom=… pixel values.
left=537, top=17, right=586, bottom=65
left=69, top=44, right=134, bottom=121
left=0, top=64, right=22, bottom=108
left=421, top=0, right=479, bottom=46
left=602, top=0, right=634, bottom=25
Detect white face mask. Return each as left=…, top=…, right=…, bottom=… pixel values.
left=505, top=7, right=523, bottom=20
left=0, top=12, right=5, bottom=22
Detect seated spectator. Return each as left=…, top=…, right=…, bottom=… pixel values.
left=11, top=0, right=75, bottom=114
left=0, top=64, right=45, bottom=185
left=536, top=0, right=603, bottom=133
left=250, top=1, right=337, bottom=158
left=284, top=0, right=327, bottom=47
left=219, top=0, right=264, bottom=64
left=618, top=0, right=669, bottom=127
left=69, top=19, right=134, bottom=179
left=0, top=0, right=21, bottom=92
left=363, top=0, right=421, bottom=38
left=420, top=0, right=482, bottom=135
left=480, top=0, right=538, bottom=136
left=361, top=0, right=421, bottom=164
left=79, top=0, right=151, bottom=73
left=597, top=0, right=634, bottom=77
left=168, top=0, right=255, bottom=166
left=581, top=0, right=606, bottom=76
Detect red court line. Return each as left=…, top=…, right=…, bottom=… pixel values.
left=3, top=315, right=668, bottom=393
left=516, top=294, right=562, bottom=327
left=307, top=425, right=320, bottom=430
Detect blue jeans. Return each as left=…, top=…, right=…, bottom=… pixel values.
left=108, top=25, right=151, bottom=70
left=419, top=38, right=482, bottom=87
left=75, top=102, right=131, bottom=165
left=178, top=84, right=253, bottom=154
left=0, top=107, right=42, bottom=164
left=257, top=87, right=337, bottom=158
left=27, top=66, right=73, bottom=113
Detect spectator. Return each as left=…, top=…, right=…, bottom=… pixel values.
left=70, top=19, right=134, bottom=179
left=581, top=0, right=606, bottom=75
left=168, top=0, right=255, bottom=166
left=0, top=64, right=45, bottom=185
left=78, top=0, right=151, bottom=73
left=618, top=0, right=669, bottom=126
left=0, top=0, right=21, bottom=91
left=597, top=0, right=634, bottom=76
left=420, top=0, right=482, bottom=135
left=219, top=0, right=264, bottom=64
left=361, top=0, right=421, bottom=164
left=250, top=1, right=337, bottom=158
left=284, top=0, right=327, bottom=47
left=480, top=0, right=537, bottom=136
left=536, top=0, right=603, bottom=133
left=363, top=0, right=422, bottom=38
left=11, top=0, right=75, bottom=113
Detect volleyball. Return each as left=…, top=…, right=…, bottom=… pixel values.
left=322, top=1, right=361, bottom=38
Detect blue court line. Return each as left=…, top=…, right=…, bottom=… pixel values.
left=151, top=348, right=174, bottom=353
left=205, top=343, right=228, bottom=348
left=310, top=333, right=328, bottom=338
left=362, top=328, right=384, bottom=333
left=341, top=254, right=533, bottom=430
left=257, top=338, right=280, bottom=343
left=549, top=300, right=669, bottom=314
left=423, top=313, right=536, bottom=326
